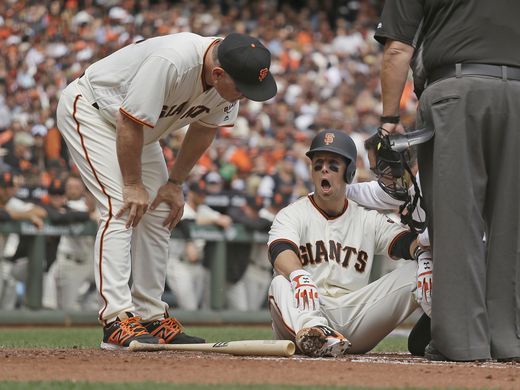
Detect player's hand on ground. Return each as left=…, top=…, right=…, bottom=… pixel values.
left=416, top=250, right=433, bottom=316
left=150, top=181, right=184, bottom=230
left=289, top=269, right=320, bottom=311
left=117, top=183, right=149, bottom=228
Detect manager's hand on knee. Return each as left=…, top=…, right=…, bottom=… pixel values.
left=150, top=181, right=184, bottom=230
left=117, top=183, right=150, bottom=228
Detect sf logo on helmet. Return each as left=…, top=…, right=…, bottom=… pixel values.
left=324, top=133, right=335, bottom=145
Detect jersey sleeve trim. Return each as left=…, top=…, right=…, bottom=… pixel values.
left=374, top=31, right=416, bottom=47
left=268, top=238, right=300, bottom=266
left=387, top=230, right=412, bottom=259
left=119, top=107, right=154, bottom=128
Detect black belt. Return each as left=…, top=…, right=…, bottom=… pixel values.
left=427, top=63, right=520, bottom=85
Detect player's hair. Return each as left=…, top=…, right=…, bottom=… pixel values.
left=212, top=41, right=221, bottom=67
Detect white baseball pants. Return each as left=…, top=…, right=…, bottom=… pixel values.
left=57, top=78, right=171, bottom=324
left=269, top=261, right=419, bottom=353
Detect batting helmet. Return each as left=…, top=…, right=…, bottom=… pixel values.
left=306, top=130, right=357, bottom=184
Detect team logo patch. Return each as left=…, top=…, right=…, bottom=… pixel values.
left=324, top=133, right=335, bottom=145
left=258, top=68, right=269, bottom=82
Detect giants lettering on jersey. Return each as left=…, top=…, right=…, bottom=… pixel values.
left=159, top=101, right=210, bottom=120
left=299, top=240, right=368, bottom=273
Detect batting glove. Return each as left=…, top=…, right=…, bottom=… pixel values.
left=416, top=250, right=433, bottom=316
left=289, top=269, right=320, bottom=312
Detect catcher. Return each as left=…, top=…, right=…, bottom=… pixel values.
left=347, top=129, right=433, bottom=356
left=267, top=129, right=431, bottom=357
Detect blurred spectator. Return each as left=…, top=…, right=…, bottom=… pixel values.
left=0, top=0, right=398, bottom=206
left=0, top=0, right=416, bottom=312
left=241, top=191, right=292, bottom=310
left=0, top=170, right=47, bottom=227
left=45, top=175, right=98, bottom=311
left=30, top=124, right=48, bottom=171
left=0, top=170, right=47, bottom=309
left=167, top=181, right=232, bottom=310
left=4, top=130, right=35, bottom=175
left=224, top=194, right=266, bottom=311
left=257, top=154, right=298, bottom=199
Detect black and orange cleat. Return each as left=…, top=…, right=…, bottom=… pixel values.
left=295, top=325, right=351, bottom=357
left=100, top=312, right=164, bottom=350
left=142, top=317, right=205, bottom=344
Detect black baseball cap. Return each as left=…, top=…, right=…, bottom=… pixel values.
left=218, top=33, right=277, bottom=102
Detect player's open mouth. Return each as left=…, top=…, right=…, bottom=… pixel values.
left=321, top=179, right=331, bottom=193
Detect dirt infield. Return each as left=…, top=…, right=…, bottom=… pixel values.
left=0, top=349, right=518, bottom=388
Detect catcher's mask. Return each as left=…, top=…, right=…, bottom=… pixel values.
left=306, top=129, right=357, bottom=184
left=366, top=129, right=427, bottom=234
left=373, top=141, right=413, bottom=202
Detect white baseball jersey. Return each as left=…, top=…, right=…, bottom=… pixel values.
left=57, top=32, right=241, bottom=323
left=268, top=194, right=409, bottom=298
left=82, top=32, right=239, bottom=144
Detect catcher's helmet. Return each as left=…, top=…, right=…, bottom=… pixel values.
left=306, top=130, right=357, bottom=183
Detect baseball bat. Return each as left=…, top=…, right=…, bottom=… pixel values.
left=129, top=339, right=295, bottom=357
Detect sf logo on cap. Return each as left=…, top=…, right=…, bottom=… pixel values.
left=258, top=68, right=269, bottom=82
left=324, top=133, right=335, bottom=145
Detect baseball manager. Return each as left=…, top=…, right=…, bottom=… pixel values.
left=57, top=32, right=277, bottom=349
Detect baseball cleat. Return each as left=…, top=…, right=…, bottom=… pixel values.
left=142, top=316, right=206, bottom=344
left=295, top=325, right=351, bottom=357
left=100, top=312, right=164, bottom=351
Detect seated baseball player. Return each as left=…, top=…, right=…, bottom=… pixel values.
left=267, top=129, right=431, bottom=357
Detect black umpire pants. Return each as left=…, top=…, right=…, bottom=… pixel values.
left=417, top=74, right=520, bottom=361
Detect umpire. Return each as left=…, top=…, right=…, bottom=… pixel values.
left=374, top=1, right=520, bottom=362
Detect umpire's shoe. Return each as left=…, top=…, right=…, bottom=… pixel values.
left=100, top=312, right=164, bottom=350
left=424, top=342, right=490, bottom=362
left=142, top=317, right=206, bottom=344
left=295, top=325, right=351, bottom=357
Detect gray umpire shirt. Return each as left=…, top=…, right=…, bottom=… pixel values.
left=373, top=0, right=520, bottom=75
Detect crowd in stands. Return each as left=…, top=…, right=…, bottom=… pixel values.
left=0, top=0, right=419, bottom=311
